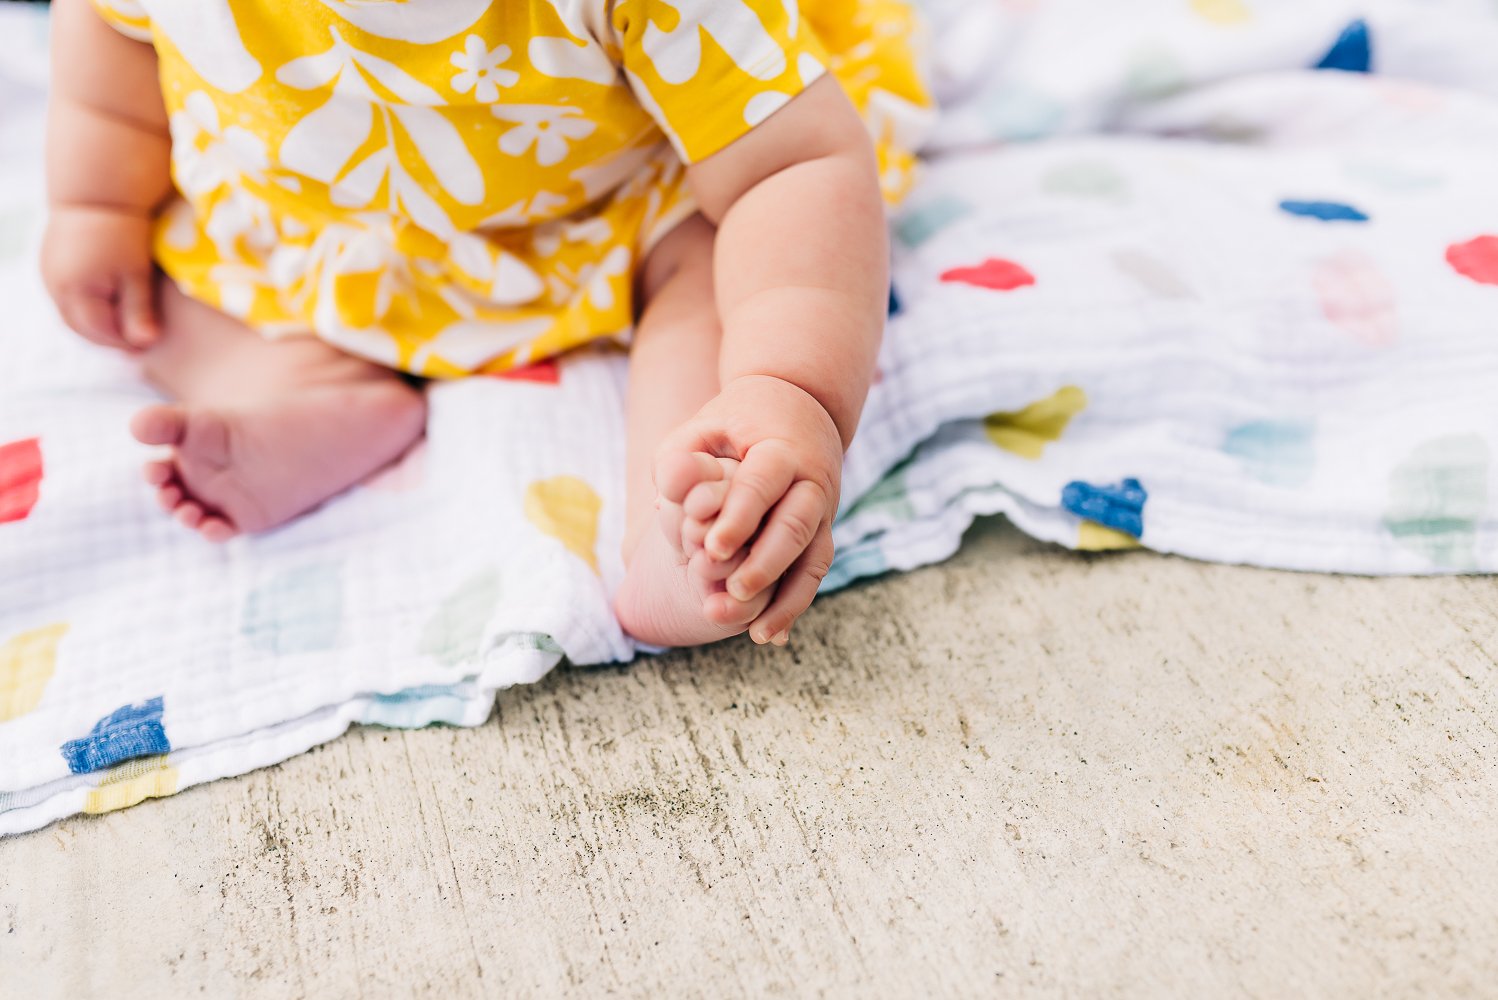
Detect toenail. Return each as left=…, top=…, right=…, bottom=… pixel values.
left=771, top=631, right=789, bottom=646
left=727, top=577, right=753, bottom=601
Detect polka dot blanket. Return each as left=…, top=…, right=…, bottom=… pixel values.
left=3, top=0, right=1497, bottom=834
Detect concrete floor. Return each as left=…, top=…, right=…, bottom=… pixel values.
left=3, top=517, right=1497, bottom=998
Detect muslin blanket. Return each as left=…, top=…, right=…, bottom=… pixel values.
left=3, top=0, right=1497, bottom=835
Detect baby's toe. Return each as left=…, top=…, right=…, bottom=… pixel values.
left=681, top=515, right=711, bottom=554
left=129, top=404, right=189, bottom=448
left=142, top=459, right=174, bottom=487
left=655, top=494, right=686, bottom=554
left=690, top=547, right=742, bottom=586
left=198, top=516, right=238, bottom=544
left=682, top=477, right=731, bottom=523
left=655, top=450, right=726, bottom=505
left=703, top=589, right=769, bottom=627
left=173, top=500, right=206, bottom=530
left=156, top=483, right=183, bottom=513
left=689, top=551, right=769, bottom=626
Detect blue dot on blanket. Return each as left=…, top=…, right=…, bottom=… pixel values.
left=242, top=563, right=344, bottom=655
left=1223, top=420, right=1316, bottom=487
left=820, top=544, right=889, bottom=593
left=1061, top=478, right=1148, bottom=539
left=887, top=284, right=902, bottom=317
left=1314, top=19, right=1372, bottom=73
left=1279, top=199, right=1369, bottom=223
left=60, top=696, right=170, bottom=774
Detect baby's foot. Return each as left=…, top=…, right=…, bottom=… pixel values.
left=615, top=451, right=770, bottom=647
left=130, top=380, right=425, bottom=542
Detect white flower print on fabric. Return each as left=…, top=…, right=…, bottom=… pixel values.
left=410, top=316, right=554, bottom=372
left=202, top=188, right=276, bottom=261
left=478, top=190, right=573, bottom=228
left=528, top=0, right=617, bottom=85
left=313, top=0, right=491, bottom=44
left=547, top=245, right=631, bottom=309
left=135, top=0, right=262, bottom=92
left=492, top=105, right=597, bottom=167
left=450, top=35, right=520, bottom=103
left=170, top=91, right=269, bottom=198
left=532, top=216, right=613, bottom=258
left=743, top=90, right=791, bottom=126
left=276, top=28, right=484, bottom=237
left=580, top=245, right=631, bottom=309
left=449, top=233, right=547, bottom=305
left=639, top=0, right=786, bottom=85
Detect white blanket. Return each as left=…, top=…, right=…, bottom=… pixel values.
left=4, top=0, right=1497, bottom=835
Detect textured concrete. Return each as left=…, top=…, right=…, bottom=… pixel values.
left=3, top=517, right=1497, bottom=998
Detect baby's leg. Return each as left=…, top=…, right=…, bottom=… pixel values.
left=615, top=216, right=771, bottom=646
left=131, top=278, right=426, bottom=541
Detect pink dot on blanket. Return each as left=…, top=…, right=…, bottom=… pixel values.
left=490, top=359, right=562, bottom=384
left=939, top=258, right=1036, bottom=292
left=1312, top=249, right=1397, bottom=347
left=1446, top=235, right=1498, bottom=286
left=0, top=437, right=43, bottom=525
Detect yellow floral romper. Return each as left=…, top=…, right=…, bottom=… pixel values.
left=91, top=0, right=932, bottom=376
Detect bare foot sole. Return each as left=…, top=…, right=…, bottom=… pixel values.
left=615, top=450, right=776, bottom=647
left=130, top=381, right=426, bottom=542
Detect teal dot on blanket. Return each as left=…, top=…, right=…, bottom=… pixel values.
left=1222, top=420, right=1316, bottom=487
left=419, top=570, right=502, bottom=668
left=362, top=685, right=475, bottom=728
left=981, top=86, right=1065, bottom=142
left=845, top=461, right=916, bottom=523
left=242, top=564, right=344, bottom=655
left=1041, top=160, right=1130, bottom=202
left=60, top=696, right=169, bottom=774
left=1314, top=19, right=1372, bottom=73
left=821, top=544, right=890, bottom=593
left=1383, top=434, right=1490, bottom=570
left=1123, top=45, right=1189, bottom=101
left=893, top=194, right=972, bottom=248
left=1061, top=478, right=1148, bottom=539
left=1279, top=200, right=1369, bottom=223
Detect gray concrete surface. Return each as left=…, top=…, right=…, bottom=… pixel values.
left=3, top=517, right=1497, bottom=998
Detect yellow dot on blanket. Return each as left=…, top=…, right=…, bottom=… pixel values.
left=0, top=623, right=68, bottom=722
left=984, top=386, right=1088, bottom=459
left=525, top=476, right=602, bottom=574
left=83, top=755, right=179, bottom=815
left=1190, top=0, right=1252, bottom=25
left=1077, top=520, right=1144, bottom=551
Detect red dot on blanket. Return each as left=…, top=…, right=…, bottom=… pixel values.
left=491, top=359, right=562, bottom=385
left=0, top=437, right=43, bottom=525
left=1446, top=235, right=1498, bottom=286
left=939, top=258, right=1036, bottom=291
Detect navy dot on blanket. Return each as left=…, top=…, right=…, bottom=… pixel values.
left=1279, top=199, right=1370, bottom=223
left=60, top=696, right=170, bottom=774
left=1315, top=19, right=1372, bottom=73
left=1062, top=478, right=1149, bottom=539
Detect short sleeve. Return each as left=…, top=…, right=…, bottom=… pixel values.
left=609, top=0, right=830, bottom=164
left=89, top=0, right=153, bottom=42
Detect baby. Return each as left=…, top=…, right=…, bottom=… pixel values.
left=41, top=0, right=929, bottom=648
